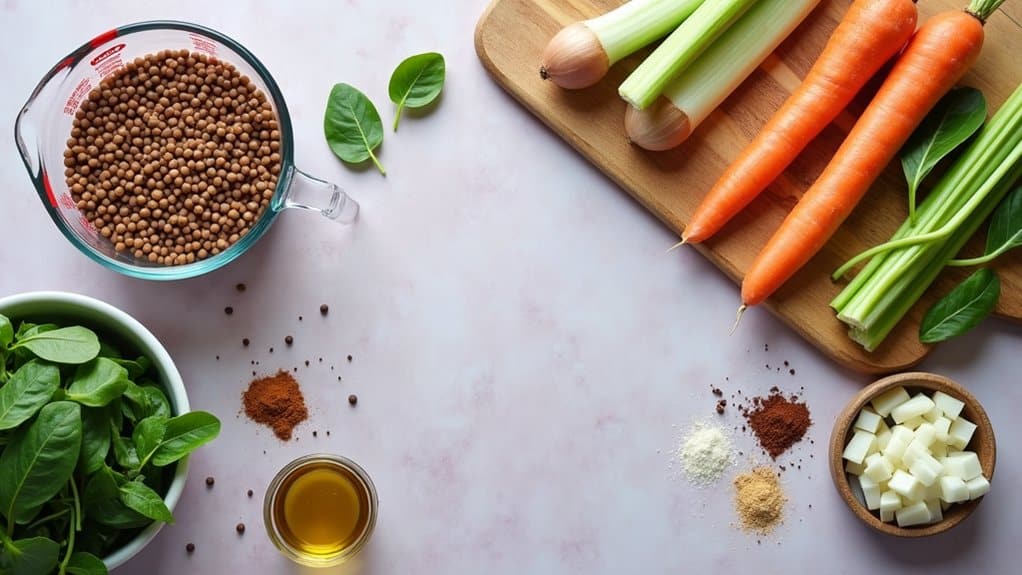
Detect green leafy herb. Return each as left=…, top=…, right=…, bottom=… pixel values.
left=65, top=551, right=108, bottom=575
left=0, top=315, right=13, bottom=348
left=67, top=358, right=129, bottom=407
left=920, top=268, right=1001, bottom=343
left=0, top=360, right=61, bottom=431
left=389, top=52, right=445, bottom=132
left=901, top=87, right=986, bottom=223
left=0, top=401, right=82, bottom=526
left=132, top=416, right=168, bottom=470
left=8, top=327, right=100, bottom=365
left=77, top=408, right=111, bottom=476
left=151, top=411, right=220, bottom=467
left=118, top=481, right=173, bottom=523
left=0, top=536, right=60, bottom=575
left=111, top=434, right=140, bottom=470
left=324, top=83, right=386, bottom=175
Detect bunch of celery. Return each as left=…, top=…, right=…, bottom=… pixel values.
left=832, top=82, right=1022, bottom=351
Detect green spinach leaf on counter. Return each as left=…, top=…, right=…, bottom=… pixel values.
left=389, top=52, right=446, bottom=131
left=324, top=83, right=386, bottom=175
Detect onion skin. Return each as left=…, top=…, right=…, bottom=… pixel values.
left=625, top=96, right=692, bottom=151
left=540, top=23, right=609, bottom=89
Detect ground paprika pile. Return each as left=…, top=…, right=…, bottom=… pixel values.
left=242, top=370, right=308, bottom=441
left=743, top=387, right=811, bottom=458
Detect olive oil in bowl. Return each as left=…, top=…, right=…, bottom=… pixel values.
left=264, top=454, right=378, bottom=566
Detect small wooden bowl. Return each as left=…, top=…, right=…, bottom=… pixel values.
left=829, top=372, right=996, bottom=537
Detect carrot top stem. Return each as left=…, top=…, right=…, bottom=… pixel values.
left=967, top=0, right=1007, bottom=22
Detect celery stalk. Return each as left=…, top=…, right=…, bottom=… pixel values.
left=619, top=0, right=758, bottom=110
left=588, top=0, right=706, bottom=65
left=660, top=0, right=821, bottom=130
left=832, top=82, right=1022, bottom=350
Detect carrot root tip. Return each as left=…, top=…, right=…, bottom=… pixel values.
left=666, top=239, right=686, bottom=253
left=730, top=304, right=747, bottom=335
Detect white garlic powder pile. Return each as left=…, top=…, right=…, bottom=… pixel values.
left=677, top=421, right=735, bottom=486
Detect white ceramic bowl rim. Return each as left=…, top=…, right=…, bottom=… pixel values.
left=0, top=290, right=189, bottom=570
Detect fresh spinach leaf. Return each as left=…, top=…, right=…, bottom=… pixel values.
left=97, top=341, right=122, bottom=359
left=0, top=360, right=61, bottom=430
left=9, top=326, right=100, bottom=365
left=901, top=87, right=986, bottom=222
left=0, top=401, right=82, bottom=525
left=111, top=433, right=139, bottom=470
left=78, top=407, right=111, bottom=476
left=67, top=358, right=129, bottom=407
left=0, top=536, right=60, bottom=575
left=388, top=52, right=445, bottom=132
left=66, top=551, right=108, bottom=575
left=0, top=315, right=12, bottom=348
left=111, top=356, right=151, bottom=380
left=84, top=467, right=149, bottom=529
left=151, top=411, right=221, bottom=467
left=141, top=386, right=171, bottom=419
left=132, top=416, right=168, bottom=469
left=983, top=185, right=1022, bottom=258
left=118, top=480, right=173, bottom=523
left=324, top=83, right=386, bottom=175
left=920, top=268, right=1000, bottom=343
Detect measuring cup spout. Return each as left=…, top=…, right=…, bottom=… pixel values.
left=277, top=166, right=359, bottom=224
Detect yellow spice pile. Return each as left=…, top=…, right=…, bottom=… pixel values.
left=733, top=466, right=786, bottom=534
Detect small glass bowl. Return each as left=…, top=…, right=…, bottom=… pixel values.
left=263, top=453, right=378, bottom=567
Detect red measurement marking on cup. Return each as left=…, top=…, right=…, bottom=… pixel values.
left=59, top=194, right=77, bottom=211
left=42, top=171, right=57, bottom=207
left=78, top=213, right=97, bottom=237
left=63, top=77, right=93, bottom=116
left=188, top=33, right=218, bottom=56
left=91, top=43, right=125, bottom=78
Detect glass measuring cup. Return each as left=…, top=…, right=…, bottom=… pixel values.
left=15, top=21, right=358, bottom=280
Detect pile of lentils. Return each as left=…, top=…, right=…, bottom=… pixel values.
left=63, top=49, right=281, bottom=265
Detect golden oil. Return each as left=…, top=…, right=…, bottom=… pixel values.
left=264, top=454, right=377, bottom=566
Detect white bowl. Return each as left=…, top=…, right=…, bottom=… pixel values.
left=0, top=291, right=189, bottom=570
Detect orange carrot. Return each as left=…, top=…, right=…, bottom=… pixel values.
left=683, top=0, right=918, bottom=244
left=741, top=7, right=988, bottom=308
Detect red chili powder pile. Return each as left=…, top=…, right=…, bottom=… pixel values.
left=742, top=387, right=811, bottom=459
left=242, top=370, right=308, bottom=441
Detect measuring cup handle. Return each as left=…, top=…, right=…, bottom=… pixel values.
left=279, top=167, right=359, bottom=224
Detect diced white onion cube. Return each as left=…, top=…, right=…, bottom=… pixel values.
left=896, top=501, right=931, bottom=527
left=871, top=386, right=911, bottom=417
left=933, top=416, right=952, bottom=443
left=854, top=409, right=883, bottom=433
left=876, top=428, right=893, bottom=452
left=888, top=469, right=924, bottom=502
left=933, top=391, right=965, bottom=420
left=914, top=422, right=936, bottom=447
left=858, top=474, right=882, bottom=511
left=884, top=437, right=910, bottom=465
left=965, top=475, right=990, bottom=500
left=947, top=417, right=977, bottom=450
left=901, top=441, right=928, bottom=469
left=845, top=459, right=866, bottom=475
left=880, top=490, right=902, bottom=517
left=925, top=498, right=943, bottom=524
left=892, top=394, right=936, bottom=424
left=902, top=416, right=925, bottom=430
left=930, top=441, right=947, bottom=459
left=843, top=430, right=876, bottom=465
left=943, top=452, right=982, bottom=481
left=909, top=452, right=944, bottom=487
left=864, top=453, right=894, bottom=483
left=923, top=405, right=943, bottom=423
left=890, top=425, right=914, bottom=444
left=939, top=476, right=970, bottom=503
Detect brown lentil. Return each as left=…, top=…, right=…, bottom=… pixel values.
left=348, top=394, right=357, bottom=405
left=284, top=335, right=293, bottom=346
left=320, top=304, right=329, bottom=315
left=236, top=522, right=246, bottom=534
left=186, top=543, right=195, bottom=553
left=205, top=476, right=215, bottom=487
left=64, top=49, right=281, bottom=265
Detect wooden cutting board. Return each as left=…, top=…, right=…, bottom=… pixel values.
left=475, top=0, right=1022, bottom=373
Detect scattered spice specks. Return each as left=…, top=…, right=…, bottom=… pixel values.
left=186, top=543, right=195, bottom=553
left=348, top=394, right=358, bottom=405
left=205, top=477, right=215, bottom=487
left=285, top=335, right=294, bottom=346
left=247, top=489, right=254, bottom=498
left=347, top=355, right=353, bottom=362
left=236, top=523, right=246, bottom=534
left=242, top=338, right=250, bottom=347
left=320, top=304, right=329, bottom=315
left=225, top=306, right=233, bottom=315
left=236, top=283, right=246, bottom=292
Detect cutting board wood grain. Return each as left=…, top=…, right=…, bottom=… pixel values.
left=475, top=0, right=1022, bottom=374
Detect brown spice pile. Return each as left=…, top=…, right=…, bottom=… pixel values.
left=734, top=466, right=786, bottom=534
left=741, top=387, right=811, bottom=459
left=242, top=370, right=308, bottom=440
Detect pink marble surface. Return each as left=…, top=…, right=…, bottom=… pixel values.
left=2, top=1, right=1022, bottom=573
